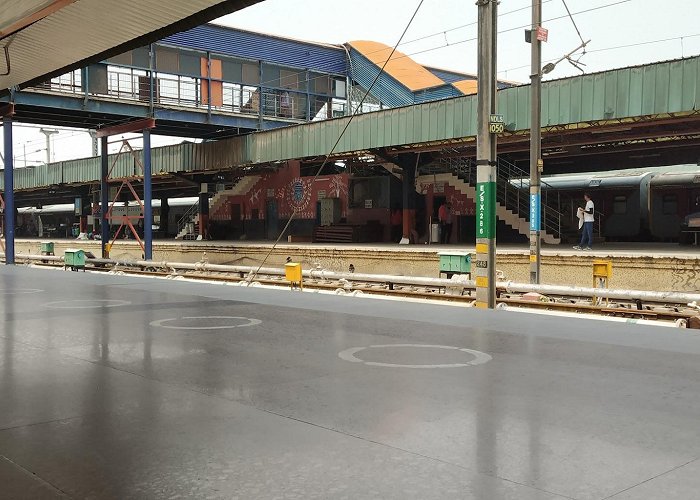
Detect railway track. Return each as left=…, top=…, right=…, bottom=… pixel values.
left=35, top=261, right=697, bottom=324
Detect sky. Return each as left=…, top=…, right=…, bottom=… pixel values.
left=4, top=0, right=700, bottom=166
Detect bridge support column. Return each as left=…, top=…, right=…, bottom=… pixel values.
left=3, top=111, right=14, bottom=264
left=100, top=137, right=109, bottom=257
left=199, top=187, right=209, bottom=240
left=143, top=129, right=153, bottom=260
left=400, top=155, right=417, bottom=244
left=401, top=168, right=416, bottom=244
left=160, top=197, right=169, bottom=236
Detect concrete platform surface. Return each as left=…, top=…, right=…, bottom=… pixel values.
left=2, top=266, right=700, bottom=499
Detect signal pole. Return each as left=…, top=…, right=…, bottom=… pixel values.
left=475, top=0, right=498, bottom=309
left=529, top=0, right=544, bottom=284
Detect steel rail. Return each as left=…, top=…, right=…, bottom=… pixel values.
left=6, top=252, right=700, bottom=306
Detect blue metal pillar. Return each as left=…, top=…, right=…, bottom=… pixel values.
left=258, top=60, right=263, bottom=130
left=100, top=136, right=109, bottom=257
left=143, top=129, right=152, bottom=260
left=305, top=70, right=311, bottom=121
left=206, top=51, right=212, bottom=121
left=3, top=115, right=14, bottom=264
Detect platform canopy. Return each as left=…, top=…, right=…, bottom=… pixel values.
left=0, top=0, right=261, bottom=91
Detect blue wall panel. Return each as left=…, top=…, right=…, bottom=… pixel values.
left=163, top=25, right=347, bottom=75
left=348, top=48, right=414, bottom=108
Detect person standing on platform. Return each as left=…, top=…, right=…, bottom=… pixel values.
left=574, top=193, right=595, bottom=250
left=438, top=201, right=452, bottom=244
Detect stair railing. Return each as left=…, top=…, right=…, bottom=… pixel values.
left=435, top=155, right=566, bottom=240
left=176, top=200, right=199, bottom=237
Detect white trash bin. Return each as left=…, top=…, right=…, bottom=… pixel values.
left=430, top=223, right=440, bottom=243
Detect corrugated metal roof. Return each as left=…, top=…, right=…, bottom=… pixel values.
left=452, top=80, right=478, bottom=96
left=0, top=0, right=260, bottom=90
left=414, top=84, right=463, bottom=104
left=0, top=0, right=59, bottom=37
left=248, top=55, right=700, bottom=164
left=347, top=40, right=443, bottom=92
left=426, top=66, right=477, bottom=84
left=348, top=47, right=414, bottom=108
left=163, top=24, right=347, bottom=74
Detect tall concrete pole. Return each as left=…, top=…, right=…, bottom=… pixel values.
left=475, top=0, right=498, bottom=309
left=529, top=0, right=543, bottom=284
left=40, top=128, right=58, bottom=165
left=88, top=130, right=98, bottom=157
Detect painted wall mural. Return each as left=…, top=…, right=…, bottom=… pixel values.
left=211, top=161, right=349, bottom=222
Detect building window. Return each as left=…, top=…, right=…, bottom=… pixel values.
left=242, top=63, right=260, bottom=85
left=662, top=194, right=678, bottom=215
left=613, top=195, right=627, bottom=215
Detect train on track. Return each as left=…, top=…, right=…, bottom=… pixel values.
left=534, top=164, right=700, bottom=243
left=15, top=197, right=198, bottom=239
left=12, top=163, right=700, bottom=244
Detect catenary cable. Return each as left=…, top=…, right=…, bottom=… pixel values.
left=245, top=0, right=426, bottom=286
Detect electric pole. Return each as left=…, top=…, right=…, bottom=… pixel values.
left=475, top=0, right=498, bottom=309
left=529, top=0, right=543, bottom=284
left=40, top=128, right=59, bottom=165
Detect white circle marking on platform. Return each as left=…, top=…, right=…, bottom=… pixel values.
left=149, top=316, right=262, bottom=330
left=0, top=288, right=44, bottom=295
left=337, top=344, right=492, bottom=368
left=45, top=299, right=131, bottom=309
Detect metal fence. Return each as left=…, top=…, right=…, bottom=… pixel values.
left=29, top=65, right=347, bottom=124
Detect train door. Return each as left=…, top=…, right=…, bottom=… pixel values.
left=690, top=188, right=700, bottom=214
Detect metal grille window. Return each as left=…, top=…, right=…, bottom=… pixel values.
left=613, top=195, right=627, bottom=215
left=156, top=47, right=179, bottom=73
left=280, top=69, right=298, bottom=90
left=662, top=194, right=678, bottom=215
left=242, top=63, right=259, bottom=85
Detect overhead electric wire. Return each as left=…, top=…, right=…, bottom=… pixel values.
left=561, top=0, right=586, bottom=47
left=499, top=32, right=700, bottom=74
left=202, top=0, right=558, bottom=97
left=10, top=0, right=635, bottom=163
left=246, top=0, right=426, bottom=286
left=231, top=0, right=633, bottom=99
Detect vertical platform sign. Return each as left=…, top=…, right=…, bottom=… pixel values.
left=477, top=182, right=496, bottom=239
left=529, top=193, right=541, bottom=231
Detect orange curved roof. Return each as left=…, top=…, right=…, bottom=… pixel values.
left=348, top=40, right=444, bottom=92
left=452, top=79, right=478, bottom=96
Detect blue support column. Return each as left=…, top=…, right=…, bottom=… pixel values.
left=3, top=115, right=14, bottom=264
left=305, top=70, right=311, bottom=121
left=100, top=136, right=109, bottom=257
left=258, top=60, right=263, bottom=130
left=143, top=129, right=153, bottom=260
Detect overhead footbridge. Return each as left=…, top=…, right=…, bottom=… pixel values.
left=2, top=55, right=700, bottom=246
left=4, top=54, right=699, bottom=195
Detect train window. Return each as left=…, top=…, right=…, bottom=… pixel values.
left=662, top=194, right=678, bottom=215
left=613, top=195, right=627, bottom=214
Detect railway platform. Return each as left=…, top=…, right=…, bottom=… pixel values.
left=11, top=238, right=700, bottom=292
left=2, top=265, right=700, bottom=499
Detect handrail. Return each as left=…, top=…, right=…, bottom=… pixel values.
left=435, top=155, right=565, bottom=240
left=29, top=65, right=344, bottom=124
left=176, top=201, right=199, bottom=237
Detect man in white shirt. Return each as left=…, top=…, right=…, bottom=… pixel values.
left=573, top=193, right=595, bottom=250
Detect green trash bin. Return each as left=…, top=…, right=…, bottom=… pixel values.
left=438, top=251, right=472, bottom=278
left=40, top=242, right=54, bottom=255
left=64, top=248, right=86, bottom=271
